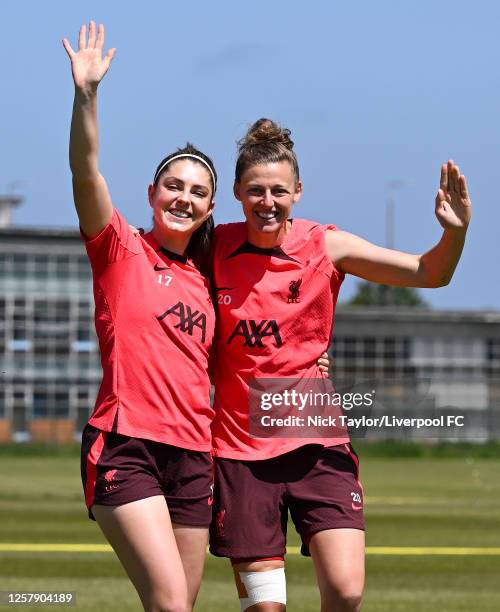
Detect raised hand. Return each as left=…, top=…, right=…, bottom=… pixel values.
left=435, top=160, right=472, bottom=230
left=62, top=21, right=116, bottom=92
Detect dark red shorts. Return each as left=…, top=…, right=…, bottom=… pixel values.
left=81, top=424, right=213, bottom=527
left=209, top=443, right=364, bottom=558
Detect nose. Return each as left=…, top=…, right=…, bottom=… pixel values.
left=177, top=189, right=191, bottom=206
left=262, top=189, right=273, bottom=207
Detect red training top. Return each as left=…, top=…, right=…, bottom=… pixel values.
left=84, top=209, right=215, bottom=451
left=210, top=219, right=349, bottom=460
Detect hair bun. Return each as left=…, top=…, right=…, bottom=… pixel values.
left=239, top=118, right=294, bottom=151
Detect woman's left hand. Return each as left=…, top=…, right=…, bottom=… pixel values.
left=317, top=352, right=330, bottom=374
left=435, top=160, right=472, bottom=230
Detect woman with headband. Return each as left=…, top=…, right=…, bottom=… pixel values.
left=209, top=118, right=472, bottom=611
left=63, top=22, right=216, bottom=612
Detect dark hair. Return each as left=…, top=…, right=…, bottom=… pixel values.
left=153, top=143, right=216, bottom=271
left=235, top=118, right=300, bottom=183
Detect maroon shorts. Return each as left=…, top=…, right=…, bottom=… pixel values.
left=81, top=424, right=213, bottom=527
left=209, top=443, right=364, bottom=558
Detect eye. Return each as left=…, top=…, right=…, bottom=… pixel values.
left=166, top=183, right=180, bottom=191
left=194, top=190, right=206, bottom=197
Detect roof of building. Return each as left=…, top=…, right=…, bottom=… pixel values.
left=335, top=306, right=500, bottom=324
left=0, top=226, right=81, bottom=239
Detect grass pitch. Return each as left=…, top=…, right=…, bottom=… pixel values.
left=1, top=447, right=499, bottom=611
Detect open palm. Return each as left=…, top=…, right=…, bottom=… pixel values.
left=435, top=160, right=472, bottom=230
left=62, top=21, right=115, bottom=90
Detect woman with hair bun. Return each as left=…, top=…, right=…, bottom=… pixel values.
left=62, top=24, right=331, bottom=612
left=209, top=118, right=472, bottom=610
left=63, top=22, right=216, bottom=612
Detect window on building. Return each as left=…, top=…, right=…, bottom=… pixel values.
left=487, top=339, right=500, bottom=361
left=10, top=339, right=31, bottom=351
left=0, top=299, right=5, bottom=353
left=54, top=343, right=70, bottom=355
left=33, top=391, right=48, bottom=418
left=363, top=337, right=377, bottom=360
left=55, top=255, right=71, bottom=279
left=344, top=337, right=357, bottom=359
left=13, top=387, right=27, bottom=431
left=13, top=326, right=27, bottom=340
left=77, top=327, right=91, bottom=341
left=383, top=337, right=396, bottom=359
left=0, top=253, right=7, bottom=276
left=12, top=253, right=28, bottom=276
left=54, top=300, right=70, bottom=323
left=34, top=255, right=50, bottom=279
left=34, top=342, right=50, bottom=355
left=54, top=391, right=70, bottom=418
left=34, top=300, right=50, bottom=322
left=77, top=256, right=91, bottom=279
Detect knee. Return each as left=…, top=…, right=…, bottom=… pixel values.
left=148, top=595, right=188, bottom=612
left=149, top=604, right=187, bottom=612
left=323, top=587, right=363, bottom=612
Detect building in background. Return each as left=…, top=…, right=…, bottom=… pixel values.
left=0, top=197, right=99, bottom=442
left=0, top=198, right=499, bottom=442
left=331, top=308, right=500, bottom=440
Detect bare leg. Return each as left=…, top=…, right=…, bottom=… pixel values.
left=309, top=528, right=365, bottom=612
left=172, top=524, right=208, bottom=610
left=93, top=496, right=188, bottom=612
left=232, top=559, right=286, bottom=612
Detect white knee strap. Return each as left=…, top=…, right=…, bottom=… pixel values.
left=239, top=567, right=286, bottom=611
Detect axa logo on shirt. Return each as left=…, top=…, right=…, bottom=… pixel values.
left=227, top=319, right=283, bottom=347
left=157, top=301, right=207, bottom=343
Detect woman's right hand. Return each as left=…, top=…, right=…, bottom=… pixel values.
left=62, top=21, right=116, bottom=93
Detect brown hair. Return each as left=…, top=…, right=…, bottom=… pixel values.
left=235, top=118, right=300, bottom=183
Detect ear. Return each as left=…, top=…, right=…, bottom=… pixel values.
left=233, top=181, right=242, bottom=202
left=293, top=180, right=303, bottom=204
left=205, top=200, right=215, bottom=218
left=147, top=184, right=155, bottom=208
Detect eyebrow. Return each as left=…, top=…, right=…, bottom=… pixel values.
left=163, top=176, right=210, bottom=191
left=247, top=183, right=289, bottom=189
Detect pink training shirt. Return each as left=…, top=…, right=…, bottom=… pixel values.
left=84, top=209, right=215, bottom=451
left=210, top=219, right=350, bottom=460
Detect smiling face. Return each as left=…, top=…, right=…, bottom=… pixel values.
left=234, top=161, right=302, bottom=247
left=148, top=159, right=214, bottom=245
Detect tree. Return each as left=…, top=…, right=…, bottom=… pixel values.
left=347, top=281, right=429, bottom=308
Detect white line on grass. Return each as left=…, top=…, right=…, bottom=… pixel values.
left=1, top=544, right=500, bottom=555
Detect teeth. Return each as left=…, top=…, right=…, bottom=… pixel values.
left=169, top=209, right=191, bottom=219
left=256, top=211, right=277, bottom=219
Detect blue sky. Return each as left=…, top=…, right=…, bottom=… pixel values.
left=2, top=0, right=498, bottom=309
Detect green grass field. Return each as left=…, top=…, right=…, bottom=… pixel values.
left=1, top=447, right=500, bottom=611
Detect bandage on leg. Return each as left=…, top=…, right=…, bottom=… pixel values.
left=239, top=567, right=286, bottom=611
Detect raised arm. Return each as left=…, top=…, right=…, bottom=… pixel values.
left=326, top=160, right=472, bottom=288
left=62, top=21, right=116, bottom=237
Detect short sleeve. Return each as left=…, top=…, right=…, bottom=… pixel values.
left=82, top=208, right=143, bottom=275
left=323, top=224, right=346, bottom=285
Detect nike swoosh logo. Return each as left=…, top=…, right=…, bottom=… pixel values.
left=154, top=264, right=170, bottom=271
left=351, top=503, right=363, bottom=511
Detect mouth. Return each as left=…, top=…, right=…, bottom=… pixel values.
left=167, top=208, right=192, bottom=220
left=254, top=210, right=279, bottom=220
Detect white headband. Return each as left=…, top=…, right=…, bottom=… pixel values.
left=153, top=154, right=216, bottom=193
